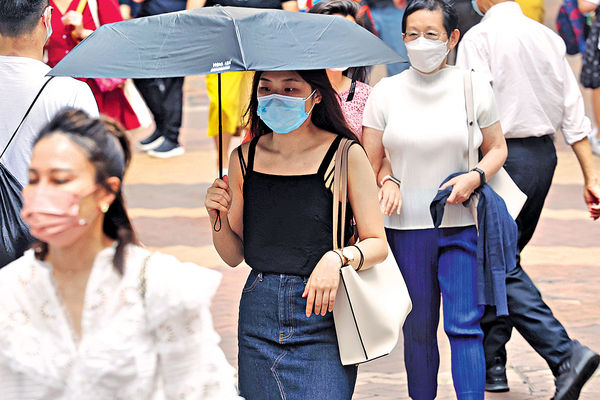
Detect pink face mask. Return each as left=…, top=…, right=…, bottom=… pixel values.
left=21, top=186, right=99, bottom=247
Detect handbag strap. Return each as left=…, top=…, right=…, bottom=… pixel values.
left=464, top=70, right=477, bottom=170
left=332, top=138, right=354, bottom=250
left=1, top=76, right=54, bottom=160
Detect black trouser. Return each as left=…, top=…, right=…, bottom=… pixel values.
left=133, top=77, right=184, bottom=144
left=482, top=135, right=573, bottom=376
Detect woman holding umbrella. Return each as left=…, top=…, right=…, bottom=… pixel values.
left=205, top=69, right=388, bottom=399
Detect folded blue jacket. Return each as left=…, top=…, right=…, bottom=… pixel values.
left=430, top=172, right=518, bottom=316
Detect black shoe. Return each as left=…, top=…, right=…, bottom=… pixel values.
left=552, top=340, right=600, bottom=400
left=139, top=130, right=164, bottom=151
left=486, top=357, right=509, bottom=392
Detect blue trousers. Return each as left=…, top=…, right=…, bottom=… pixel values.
left=386, top=226, right=485, bottom=400
left=238, top=271, right=357, bottom=400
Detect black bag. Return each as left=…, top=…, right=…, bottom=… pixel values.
left=0, top=77, right=54, bottom=267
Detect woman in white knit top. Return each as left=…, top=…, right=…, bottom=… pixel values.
left=362, top=0, right=507, bottom=399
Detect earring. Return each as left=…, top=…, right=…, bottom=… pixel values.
left=100, top=204, right=109, bottom=213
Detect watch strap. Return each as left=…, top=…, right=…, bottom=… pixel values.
left=471, top=167, right=486, bottom=188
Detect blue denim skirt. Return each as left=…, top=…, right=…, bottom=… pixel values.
left=238, top=270, right=357, bottom=400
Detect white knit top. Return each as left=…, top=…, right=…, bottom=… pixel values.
left=363, top=66, right=499, bottom=230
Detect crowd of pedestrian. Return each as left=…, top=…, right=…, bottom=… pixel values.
left=1, top=0, right=600, bottom=399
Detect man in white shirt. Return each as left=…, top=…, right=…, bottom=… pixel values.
left=0, top=0, right=99, bottom=265
left=457, top=1, right=600, bottom=398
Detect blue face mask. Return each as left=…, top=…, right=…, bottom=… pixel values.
left=257, top=90, right=316, bottom=134
left=471, top=0, right=485, bottom=17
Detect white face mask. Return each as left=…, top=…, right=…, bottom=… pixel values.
left=405, top=36, right=450, bottom=73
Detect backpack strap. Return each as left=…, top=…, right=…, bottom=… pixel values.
left=1, top=76, right=55, bottom=160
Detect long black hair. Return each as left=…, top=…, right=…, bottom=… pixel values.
left=246, top=70, right=358, bottom=141
left=33, top=109, right=138, bottom=274
left=308, top=0, right=368, bottom=83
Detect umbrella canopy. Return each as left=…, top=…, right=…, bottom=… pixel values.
left=49, top=6, right=406, bottom=79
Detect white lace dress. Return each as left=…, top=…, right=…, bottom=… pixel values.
left=0, top=244, right=242, bottom=400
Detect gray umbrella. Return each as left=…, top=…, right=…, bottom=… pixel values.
left=49, top=6, right=406, bottom=231
left=48, top=6, right=405, bottom=78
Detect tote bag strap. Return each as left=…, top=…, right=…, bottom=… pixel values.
left=332, top=138, right=353, bottom=250
left=1, top=76, right=54, bottom=161
left=464, top=70, right=477, bottom=170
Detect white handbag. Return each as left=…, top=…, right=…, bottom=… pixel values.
left=332, top=138, right=412, bottom=366
left=464, top=71, right=527, bottom=220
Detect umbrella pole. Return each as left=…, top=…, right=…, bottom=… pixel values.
left=213, top=73, right=223, bottom=232
left=218, top=72, right=223, bottom=178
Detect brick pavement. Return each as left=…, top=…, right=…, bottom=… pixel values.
left=122, top=74, right=600, bottom=399
left=122, top=20, right=600, bottom=399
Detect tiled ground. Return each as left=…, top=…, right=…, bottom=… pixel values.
left=122, top=5, right=600, bottom=395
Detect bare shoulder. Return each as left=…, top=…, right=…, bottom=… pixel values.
left=348, top=140, right=367, bottom=161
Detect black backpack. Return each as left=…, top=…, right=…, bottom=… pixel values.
left=0, top=77, right=54, bottom=267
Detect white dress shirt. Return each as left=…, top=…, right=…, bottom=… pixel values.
left=0, top=245, right=241, bottom=400
left=456, top=1, right=591, bottom=144
left=0, top=56, right=99, bottom=186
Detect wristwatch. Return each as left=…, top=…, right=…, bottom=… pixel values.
left=341, top=247, right=355, bottom=266
left=471, top=167, right=486, bottom=188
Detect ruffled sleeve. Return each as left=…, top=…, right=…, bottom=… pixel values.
left=143, top=253, right=241, bottom=400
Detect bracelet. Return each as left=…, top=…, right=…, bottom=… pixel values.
left=380, top=174, right=401, bottom=187
left=350, top=245, right=364, bottom=272
left=331, top=250, right=345, bottom=268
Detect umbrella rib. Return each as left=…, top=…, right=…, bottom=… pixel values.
left=154, top=15, right=178, bottom=73
left=110, top=25, right=143, bottom=76
left=220, top=8, right=248, bottom=70
left=305, top=18, right=335, bottom=56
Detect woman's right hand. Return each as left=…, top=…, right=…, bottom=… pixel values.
left=378, top=180, right=402, bottom=216
left=205, top=176, right=232, bottom=220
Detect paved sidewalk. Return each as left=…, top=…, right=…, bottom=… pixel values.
left=122, top=72, right=600, bottom=399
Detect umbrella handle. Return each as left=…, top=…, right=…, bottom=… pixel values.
left=214, top=73, right=223, bottom=232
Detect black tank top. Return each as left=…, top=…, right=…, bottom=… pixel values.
left=238, top=135, right=353, bottom=276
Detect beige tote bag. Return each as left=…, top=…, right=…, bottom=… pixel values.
left=331, top=138, right=412, bottom=366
